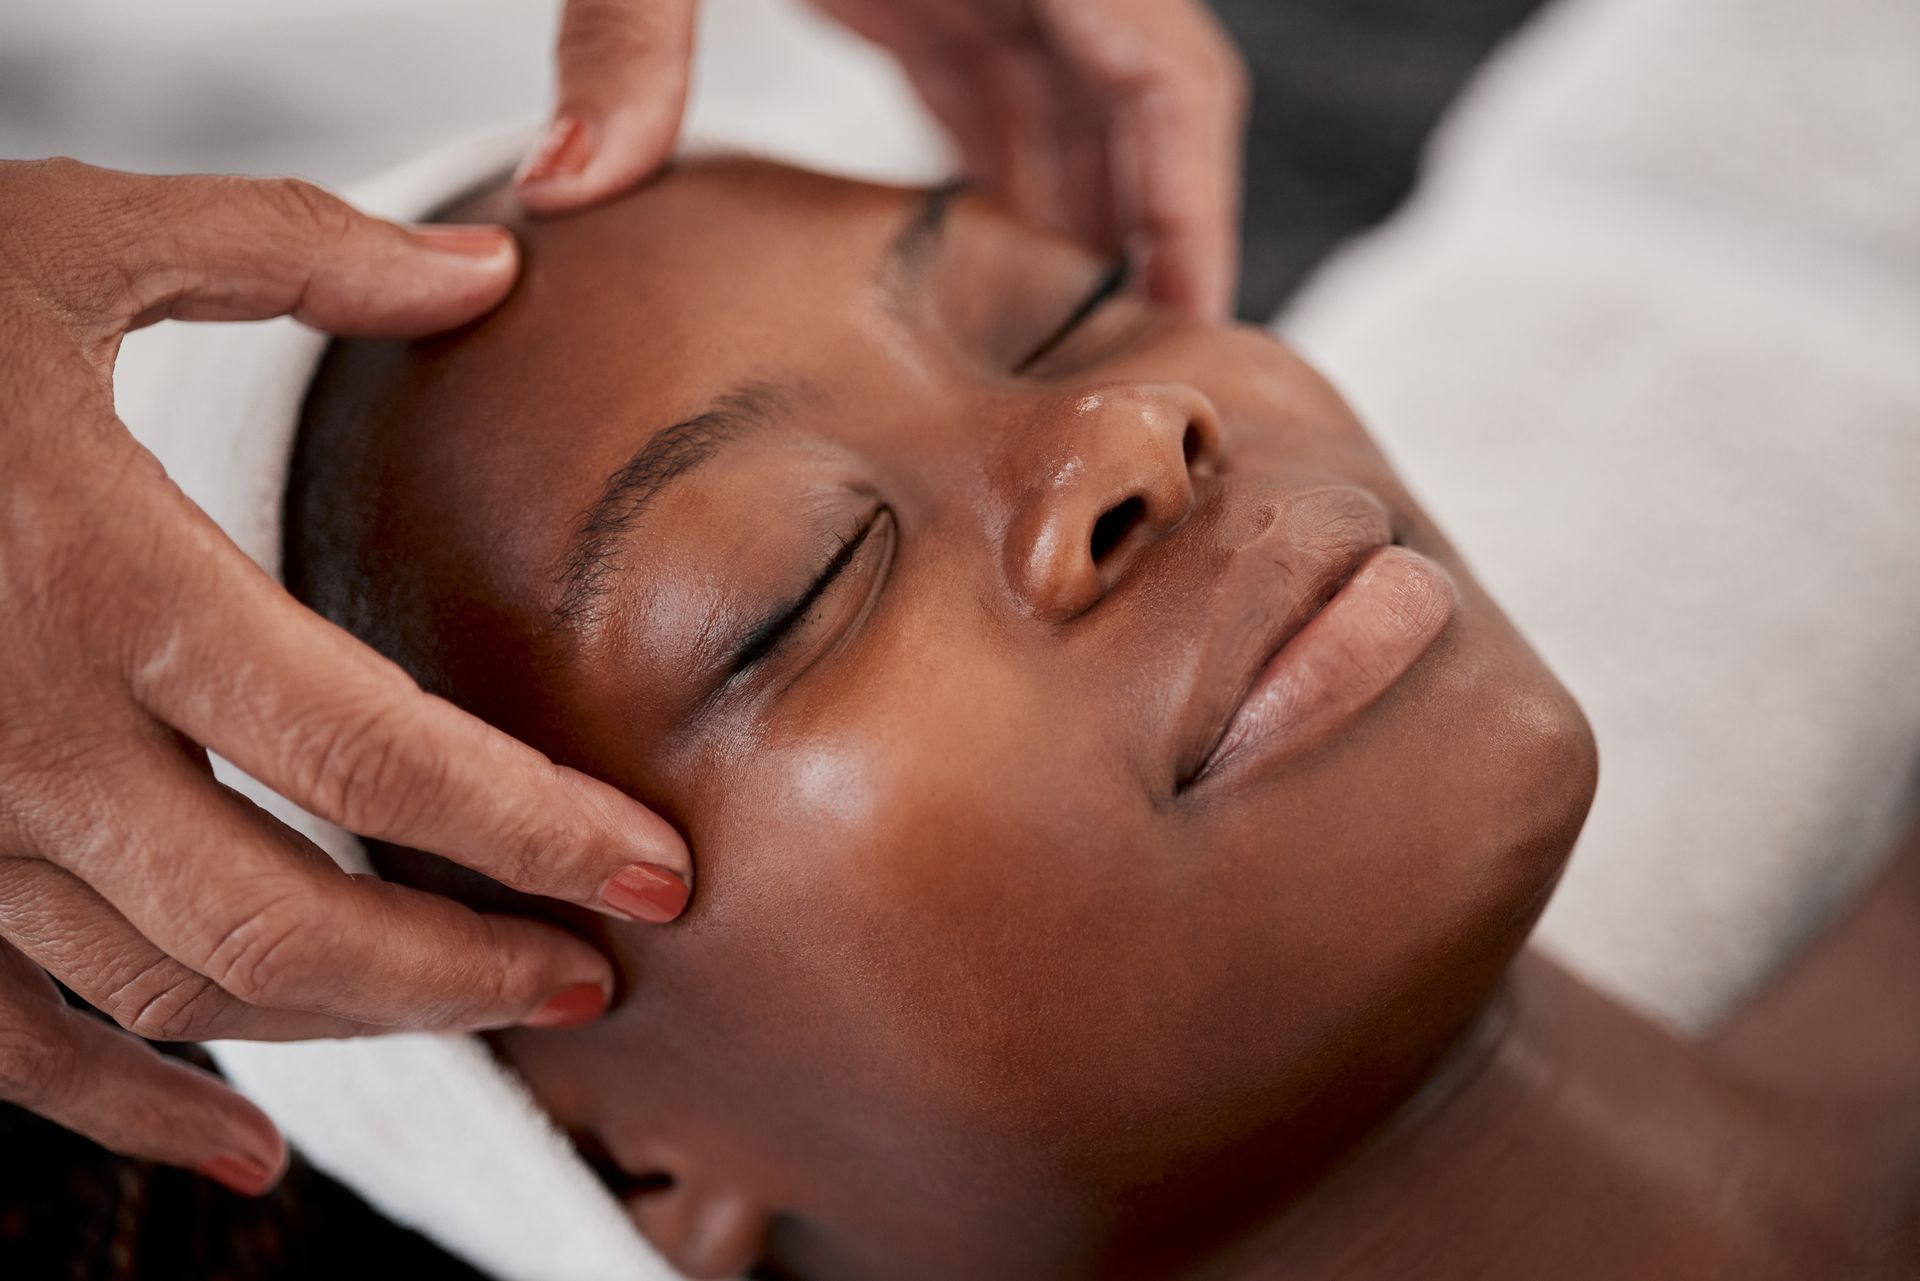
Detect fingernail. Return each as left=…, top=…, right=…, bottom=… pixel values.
left=198, top=1152, right=278, bottom=1197
left=523, top=981, right=611, bottom=1029
left=410, top=224, right=515, bottom=261
left=602, top=862, right=690, bottom=924
left=516, top=115, right=595, bottom=189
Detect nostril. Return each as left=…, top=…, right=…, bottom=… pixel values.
left=1182, top=424, right=1201, bottom=465
left=1090, top=495, right=1147, bottom=564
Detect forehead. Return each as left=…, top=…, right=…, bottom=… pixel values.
left=364, top=161, right=926, bottom=606
left=428, top=157, right=920, bottom=439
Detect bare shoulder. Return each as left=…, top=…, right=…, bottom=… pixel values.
left=1705, top=819, right=1920, bottom=1268
left=1708, top=815, right=1920, bottom=1110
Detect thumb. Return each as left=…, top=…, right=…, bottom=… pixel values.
left=515, top=0, right=699, bottom=214
left=46, top=165, right=521, bottom=340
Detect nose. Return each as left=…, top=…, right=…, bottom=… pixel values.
left=1002, top=382, right=1225, bottom=620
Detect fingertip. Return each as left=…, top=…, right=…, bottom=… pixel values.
left=317, top=222, right=519, bottom=337
left=515, top=114, right=598, bottom=194
left=521, top=979, right=613, bottom=1029
left=1134, top=235, right=1234, bottom=322
left=198, top=1152, right=280, bottom=1197
left=154, top=1051, right=288, bottom=1195
left=601, top=862, right=691, bottom=925
left=631, top=803, right=693, bottom=885
left=408, top=223, right=519, bottom=271
left=196, top=1121, right=288, bottom=1197
left=404, top=225, right=521, bottom=312
left=514, top=103, right=679, bottom=216
left=561, top=767, right=693, bottom=890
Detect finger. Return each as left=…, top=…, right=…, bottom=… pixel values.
left=25, top=160, right=519, bottom=342
left=901, top=51, right=1021, bottom=198
left=44, top=752, right=623, bottom=1030
left=515, top=0, right=700, bottom=214
left=0, top=858, right=380, bottom=1042
left=905, top=46, right=1118, bottom=255
left=1107, top=64, right=1244, bottom=318
left=984, top=52, right=1122, bottom=256
left=125, top=476, right=691, bottom=918
left=1039, top=0, right=1248, bottom=317
left=1043, top=81, right=1123, bottom=256
left=974, top=44, right=1078, bottom=238
left=0, top=941, right=287, bottom=1194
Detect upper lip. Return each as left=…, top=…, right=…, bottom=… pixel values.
left=1171, top=486, right=1396, bottom=789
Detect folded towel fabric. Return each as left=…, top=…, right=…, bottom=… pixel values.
left=1282, top=0, right=1920, bottom=1029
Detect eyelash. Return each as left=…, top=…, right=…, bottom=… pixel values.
left=1014, top=258, right=1131, bottom=374
left=730, top=507, right=884, bottom=675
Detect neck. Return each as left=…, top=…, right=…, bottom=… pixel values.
left=1200, top=954, right=1877, bottom=1281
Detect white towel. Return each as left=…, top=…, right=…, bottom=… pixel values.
left=1280, top=0, right=1920, bottom=1030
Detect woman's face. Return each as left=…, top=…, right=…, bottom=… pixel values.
left=321, top=159, right=1596, bottom=1279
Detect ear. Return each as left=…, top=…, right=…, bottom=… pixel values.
left=615, top=1149, right=773, bottom=1280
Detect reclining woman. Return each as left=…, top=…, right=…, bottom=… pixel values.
left=288, top=157, right=1920, bottom=1280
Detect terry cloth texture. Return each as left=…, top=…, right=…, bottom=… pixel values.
left=1281, top=0, right=1920, bottom=1029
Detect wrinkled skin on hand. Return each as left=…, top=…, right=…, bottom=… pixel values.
left=0, top=157, right=689, bottom=1197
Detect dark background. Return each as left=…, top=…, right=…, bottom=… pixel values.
left=1219, top=0, right=1548, bottom=319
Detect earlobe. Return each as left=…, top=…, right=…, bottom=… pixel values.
left=621, top=1161, right=773, bottom=1280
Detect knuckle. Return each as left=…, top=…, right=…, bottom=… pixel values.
left=0, top=704, right=144, bottom=863
left=468, top=914, right=538, bottom=1017
left=5, top=452, right=169, bottom=625
left=199, top=894, right=317, bottom=1007
left=107, top=959, right=228, bottom=1042
left=294, top=697, right=440, bottom=837
left=0, top=157, right=88, bottom=234
left=489, top=807, right=574, bottom=894
left=260, top=176, right=356, bottom=251
left=558, top=0, right=661, bottom=65
left=0, top=161, right=168, bottom=328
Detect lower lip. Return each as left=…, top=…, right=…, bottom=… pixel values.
left=1195, top=545, right=1456, bottom=785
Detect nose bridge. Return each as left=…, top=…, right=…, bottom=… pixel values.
left=1001, top=382, right=1223, bottom=620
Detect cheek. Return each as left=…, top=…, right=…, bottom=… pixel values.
left=712, top=640, right=1146, bottom=988
left=680, top=628, right=1213, bottom=1137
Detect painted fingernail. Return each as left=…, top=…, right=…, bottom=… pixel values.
left=516, top=115, right=595, bottom=188
left=198, top=1152, right=278, bottom=1197
left=523, top=981, right=611, bottom=1029
left=602, top=862, right=690, bottom=924
left=410, top=224, right=515, bottom=260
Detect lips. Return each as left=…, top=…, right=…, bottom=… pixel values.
left=1173, top=488, right=1456, bottom=790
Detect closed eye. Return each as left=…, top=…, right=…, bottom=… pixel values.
left=729, top=506, right=887, bottom=676
left=1014, top=259, right=1131, bottom=375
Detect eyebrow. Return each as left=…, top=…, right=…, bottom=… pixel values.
left=885, top=177, right=966, bottom=295
left=552, top=182, right=963, bottom=627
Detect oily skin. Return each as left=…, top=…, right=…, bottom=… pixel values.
left=297, top=159, right=1602, bottom=1278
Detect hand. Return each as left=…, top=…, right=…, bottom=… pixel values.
left=0, top=159, right=693, bottom=1196
left=514, top=0, right=1247, bottom=318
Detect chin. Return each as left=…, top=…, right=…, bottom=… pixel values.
left=1351, top=611, right=1599, bottom=1023
left=1403, top=630, right=1599, bottom=1030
